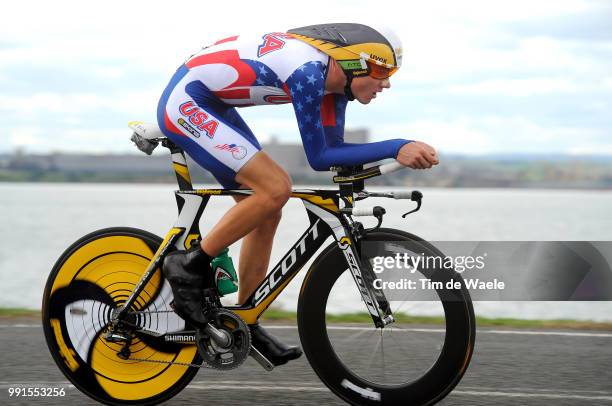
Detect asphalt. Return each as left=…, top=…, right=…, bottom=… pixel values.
left=1, top=318, right=611, bottom=405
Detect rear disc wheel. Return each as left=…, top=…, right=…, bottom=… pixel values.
left=42, top=227, right=201, bottom=405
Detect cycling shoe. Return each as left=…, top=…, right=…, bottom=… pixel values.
left=163, top=244, right=213, bottom=328
left=249, top=322, right=302, bottom=366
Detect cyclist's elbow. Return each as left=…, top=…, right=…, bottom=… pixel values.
left=306, top=155, right=330, bottom=171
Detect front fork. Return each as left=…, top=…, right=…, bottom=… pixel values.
left=339, top=221, right=395, bottom=329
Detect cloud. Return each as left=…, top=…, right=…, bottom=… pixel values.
left=445, top=78, right=580, bottom=96
left=377, top=120, right=494, bottom=154
left=4, top=126, right=132, bottom=153
left=0, top=90, right=160, bottom=117
left=0, top=0, right=610, bottom=155
left=8, top=127, right=42, bottom=148
left=375, top=116, right=607, bottom=155
left=567, top=144, right=612, bottom=155
left=502, top=2, right=612, bottom=42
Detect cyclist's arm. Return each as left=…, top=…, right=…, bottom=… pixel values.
left=286, top=62, right=412, bottom=171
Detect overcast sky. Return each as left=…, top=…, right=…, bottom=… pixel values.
left=1, top=0, right=610, bottom=155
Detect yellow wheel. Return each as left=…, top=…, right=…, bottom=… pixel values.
left=42, top=227, right=201, bottom=405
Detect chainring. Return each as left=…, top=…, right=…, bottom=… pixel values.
left=196, top=308, right=250, bottom=370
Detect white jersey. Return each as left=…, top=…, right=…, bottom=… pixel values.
left=181, top=32, right=329, bottom=106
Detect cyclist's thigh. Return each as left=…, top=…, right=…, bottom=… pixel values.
left=234, top=151, right=291, bottom=193
left=157, top=71, right=260, bottom=188
left=219, top=107, right=262, bottom=150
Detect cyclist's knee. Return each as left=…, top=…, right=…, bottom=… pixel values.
left=262, top=180, right=291, bottom=212
left=265, top=208, right=283, bottom=228
left=234, top=151, right=292, bottom=210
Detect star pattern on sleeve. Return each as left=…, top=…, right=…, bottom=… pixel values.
left=284, top=60, right=409, bottom=170
left=286, top=61, right=325, bottom=139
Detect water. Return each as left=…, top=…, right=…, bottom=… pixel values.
left=1, top=182, right=611, bottom=321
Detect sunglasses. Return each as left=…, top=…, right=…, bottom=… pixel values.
left=366, top=60, right=398, bottom=80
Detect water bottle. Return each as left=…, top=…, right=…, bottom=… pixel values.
left=211, top=248, right=238, bottom=296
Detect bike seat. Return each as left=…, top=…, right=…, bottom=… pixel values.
left=128, top=121, right=166, bottom=140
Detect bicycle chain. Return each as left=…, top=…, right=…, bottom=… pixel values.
left=117, top=308, right=242, bottom=370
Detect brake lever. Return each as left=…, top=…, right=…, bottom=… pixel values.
left=365, top=207, right=385, bottom=233
left=402, top=191, right=423, bottom=218
left=371, top=212, right=384, bottom=230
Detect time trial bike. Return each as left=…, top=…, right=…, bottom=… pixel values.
left=42, top=122, right=475, bottom=405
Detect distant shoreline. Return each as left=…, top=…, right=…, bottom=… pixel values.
left=1, top=177, right=612, bottom=191
left=2, top=151, right=611, bottom=189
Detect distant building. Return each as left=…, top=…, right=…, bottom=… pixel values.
left=343, top=128, right=369, bottom=144
left=261, top=137, right=309, bottom=174
left=7, top=152, right=168, bottom=173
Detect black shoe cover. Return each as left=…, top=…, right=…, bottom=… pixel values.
left=249, top=323, right=302, bottom=366
left=163, top=244, right=212, bottom=328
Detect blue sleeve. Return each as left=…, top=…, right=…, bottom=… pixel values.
left=285, top=61, right=411, bottom=171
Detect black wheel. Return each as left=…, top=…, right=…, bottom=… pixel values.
left=297, top=228, right=475, bottom=406
left=42, top=227, right=201, bottom=405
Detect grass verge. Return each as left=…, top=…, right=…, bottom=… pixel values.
left=0, top=308, right=40, bottom=317
left=3, top=307, right=611, bottom=331
left=261, top=308, right=612, bottom=331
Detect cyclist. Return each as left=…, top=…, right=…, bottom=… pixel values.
left=159, top=23, right=439, bottom=366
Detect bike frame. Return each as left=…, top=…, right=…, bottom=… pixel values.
left=116, top=142, right=393, bottom=328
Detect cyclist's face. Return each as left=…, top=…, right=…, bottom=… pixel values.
left=351, top=75, right=391, bottom=104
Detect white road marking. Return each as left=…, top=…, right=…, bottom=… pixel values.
left=2, top=381, right=611, bottom=401
left=2, top=323, right=612, bottom=337
left=187, top=384, right=330, bottom=392
left=452, top=390, right=612, bottom=401
left=460, top=386, right=612, bottom=395
left=479, top=329, right=612, bottom=338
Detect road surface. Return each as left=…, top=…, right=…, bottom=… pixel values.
left=1, top=319, right=611, bottom=405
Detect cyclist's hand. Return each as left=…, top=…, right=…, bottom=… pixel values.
left=396, top=141, right=439, bottom=169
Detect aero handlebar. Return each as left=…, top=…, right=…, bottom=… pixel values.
left=331, top=160, right=406, bottom=184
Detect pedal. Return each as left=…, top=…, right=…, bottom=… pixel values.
left=250, top=346, right=275, bottom=371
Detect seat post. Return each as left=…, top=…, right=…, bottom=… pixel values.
left=163, top=139, right=194, bottom=191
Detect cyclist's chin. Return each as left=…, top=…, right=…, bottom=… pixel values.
left=356, top=94, right=373, bottom=104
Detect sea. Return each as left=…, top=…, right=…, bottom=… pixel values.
left=1, top=182, right=611, bottom=321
